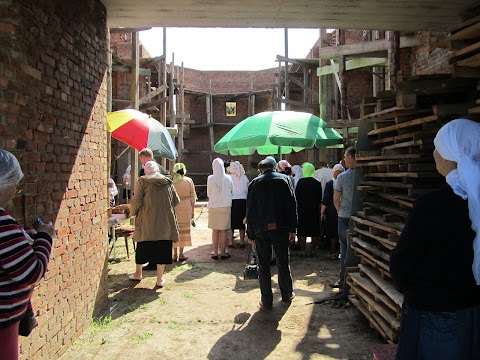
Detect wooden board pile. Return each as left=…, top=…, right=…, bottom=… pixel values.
left=348, top=75, right=477, bottom=343
left=437, top=15, right=480, bottom=116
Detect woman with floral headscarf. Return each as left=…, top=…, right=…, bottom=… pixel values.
left=295, top=162, right=323, bottom=256
left=391, top=119, right=480, bottom=360
left=172, top=163, right=197, bottom=262
left=207, top=158, right=233, bottom=260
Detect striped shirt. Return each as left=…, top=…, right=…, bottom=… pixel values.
left=0, top=208, right=52, bottom=328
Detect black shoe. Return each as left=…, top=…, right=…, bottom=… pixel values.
left=330, top=280, right=342, bottom=289
left=142, top=263, right=156, bottom=271
left=259, top=300, right=273, bottom=309
left=270, top=258, right=276, bottom=266
left=281, top=292, right=295, bottom=302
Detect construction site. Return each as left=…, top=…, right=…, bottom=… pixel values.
left=1, top=0, right=480, bottom=358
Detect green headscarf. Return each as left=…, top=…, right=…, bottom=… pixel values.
left=302, top=162, right=315, bottom=178
left=173, top=163, right=187, bottom=183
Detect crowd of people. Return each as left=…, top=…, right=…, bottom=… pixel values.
left=3, top=117, right=480, bottom=359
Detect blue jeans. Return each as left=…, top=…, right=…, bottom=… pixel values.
left=254, top=229, right=293, bottom=305
left=396, top=304, right=480, bottom=360
left=338, top=217, right=350, bottom=290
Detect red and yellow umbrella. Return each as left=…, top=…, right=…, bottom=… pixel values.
left=107, top=109, right=178, bottom=160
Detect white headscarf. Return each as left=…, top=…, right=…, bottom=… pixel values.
left=291, top=165, right=303, bottom=189
left=0, top=149, right=24, bottom=190
left=434, top=118, right=480, bottom=284
left=144, top=160, right=159, bottom=175
left=211, top=158, right=229, bottom=194
left=332, top=163, right=345, bottom=183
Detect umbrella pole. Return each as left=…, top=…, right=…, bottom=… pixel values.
left=276, top=146, right=282, bottom=162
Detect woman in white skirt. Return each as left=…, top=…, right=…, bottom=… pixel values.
left=207, top=158, right=233, bottom=260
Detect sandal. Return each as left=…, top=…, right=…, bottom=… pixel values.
left=178, top=256, right=188, bottom=261
left=128, top=274, right=142, bottom=281
left=156, top=278, right=166, bottom=288
left=220, top=254, right=231, bottom=260
left=211, top=255, right=219, bottom=260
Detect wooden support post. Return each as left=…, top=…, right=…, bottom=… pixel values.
left=177, top=62, right=185, bottom=163
left=388, top=31, right=400, bottom=91
left=208, top=80, right=214, bottom=162
left=284, top=28, right=289, bottom=110
left=130, top=31, right=140, bottom=190
left=277, top=62, right=282, bottom=110
left=303, top=66, right=309, bottom=104
left=319, top=29, right=328, bottom=120
left=339, top=55, right=348, bottom=121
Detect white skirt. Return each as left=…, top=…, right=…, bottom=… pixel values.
left=208, top=207, right=231, bottom=230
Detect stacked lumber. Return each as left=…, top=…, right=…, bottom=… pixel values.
left=438, top=15, right=480, bottom=79
left=348, top=76, right=477, bottom=343
left=439, top=16, right=480, bottom=115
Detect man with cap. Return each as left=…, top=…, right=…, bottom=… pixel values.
left=246, top=156, right=297, bottom=309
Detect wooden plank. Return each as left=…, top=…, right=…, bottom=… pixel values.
left=273, top=97, right=318, bottom=109
left=361, top=107, right=432, bottom=122
left=448, top=15, right=480, bottom=33
left=440, top=22, right=480, bottom=44
left=449, top=41, right=480, bottom=63
left=457, top=53, right=480, bottom=67
left=354, top=226, right=397, bottom=250
left=452, top=66, right=480, bottom=78
left=351, top=215, right=401, bottom=235
left=469, top=106, right=480, bottom=114
left=360, top=264, right=404, bottom=308
left=368, top=115, right=438, bottom=136
left=381, top=139, right=426, bottom=150
left=317, top=57, right=387, bottom=76
left=356, top=158, right=429, bottom=167
left=370, top=192, right=414, bottom=208
left=353, top=238, right=390, bottom=261
left=356, top=153, right=422, bottom=161
left=288, top=76, right=319, bottom=98
left=352, top=242, right=390, bottom=272
left=349, top=295, right=390, bottom=343
left=359, top=180, right=413, bottom=189
left=355, top=212, right=404, bottom=233
left=350, top=273, right=401, bottom=328
left=138, top=84, right=169, bottom=105
left=363, top=201, right=410, bottom=218
left=364, top=171, right=440, bottom=179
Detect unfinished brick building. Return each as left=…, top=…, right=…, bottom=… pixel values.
left=1, top=0, right=477, bottom=357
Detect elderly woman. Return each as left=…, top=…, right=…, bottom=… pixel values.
left=321, top=164, right=344, bottom=262
left=277, top=159, right=292, bottom=176
left=129, top=160, right=180, bottom=288
left=390, top=119, right=480, bottom=360
left=291, top=164, right=303, bottom=189
left=0, top=150, right=54, bottom=359
left=207, top=158, right=233, bottom=260
left=295, top=162, right=323, bottom=256
left=172, top=163, right=197, bottom=262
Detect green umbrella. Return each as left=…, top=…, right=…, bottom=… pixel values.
left=214, top=111, right=343, bottom=157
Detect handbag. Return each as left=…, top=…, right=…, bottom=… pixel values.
left=19, top=302, right=38, bottom=337
left=243, top=244, right=258, bottom=280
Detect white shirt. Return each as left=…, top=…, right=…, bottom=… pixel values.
left=314, top=167, right=333, bottom=195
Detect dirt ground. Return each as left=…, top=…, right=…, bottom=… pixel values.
left=60, top=204, right=382, bottom=360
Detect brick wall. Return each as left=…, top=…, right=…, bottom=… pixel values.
left=411, top=32, right=451, bottom=76
left=0, top=0, right=109, bottom=358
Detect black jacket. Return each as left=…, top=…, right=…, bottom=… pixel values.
left=246, top=169, right=297, bottom=240
left=390, top=185, right=480, bottom=311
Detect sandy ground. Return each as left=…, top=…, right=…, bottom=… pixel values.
left=60, top=205, right=382, bottom=360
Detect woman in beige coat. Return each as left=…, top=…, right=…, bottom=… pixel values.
left=129, top=161, right=180, bottom=287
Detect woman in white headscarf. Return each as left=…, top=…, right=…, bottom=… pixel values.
left=291, top=165, right=303, bottom=189
left=321, top=163, right=344, bottom=260
left=390, top=119, right=480, bottom=360
left=228, top=161, right=249, bottom=248
left=207, top=158, right=233, bottom=260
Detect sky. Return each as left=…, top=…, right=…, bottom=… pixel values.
left=139, top=27, right=320, bottom=71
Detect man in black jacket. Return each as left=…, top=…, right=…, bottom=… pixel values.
left=246, top=156, right=297, bottom=309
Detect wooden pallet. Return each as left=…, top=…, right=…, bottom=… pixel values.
left=352, top=237, right=391, bottom=278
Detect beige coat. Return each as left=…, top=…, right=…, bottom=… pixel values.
left=130, top=173, right=180, bottom=242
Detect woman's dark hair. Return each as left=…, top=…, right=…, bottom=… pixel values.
left=283, top=167, right=292, bottom=175
left=176, top=168, right=184, bottom=175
